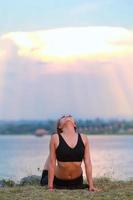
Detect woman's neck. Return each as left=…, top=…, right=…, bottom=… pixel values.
left=62, top=124, right=76, bottom=135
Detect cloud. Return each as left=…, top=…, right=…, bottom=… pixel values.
left=1, top=27, right=133, bottom=70
left=0, top=26, right=133, bottom=119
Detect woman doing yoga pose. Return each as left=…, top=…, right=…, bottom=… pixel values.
left=40, top=115, right=100, bottom=192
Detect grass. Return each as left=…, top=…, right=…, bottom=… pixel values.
left=0, top=177, right=133, bottom=200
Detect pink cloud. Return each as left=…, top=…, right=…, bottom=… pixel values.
left=0, top=27, right=133, bottom=119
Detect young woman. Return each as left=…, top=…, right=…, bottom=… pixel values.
left=40, top=115, right=100, bottom=192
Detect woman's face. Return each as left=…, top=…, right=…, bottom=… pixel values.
left=59, top=115, right=76, bottom=129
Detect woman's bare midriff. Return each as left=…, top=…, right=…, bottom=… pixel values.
left=55, top=161, right=83, bottom=179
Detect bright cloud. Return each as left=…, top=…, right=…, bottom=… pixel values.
left=2, top=27, right=133, bottom=64
left=0, top=27, right=133, bottom=119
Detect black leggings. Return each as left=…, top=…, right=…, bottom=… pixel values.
left=40, top=170, right=89, bottom=189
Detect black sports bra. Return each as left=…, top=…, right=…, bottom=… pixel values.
left=55, top=132, right=85, bottom=162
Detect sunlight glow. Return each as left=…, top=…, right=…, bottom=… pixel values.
left=0, top=27, right=133, bottom=118
left=2, top=27, right=133, bottom=62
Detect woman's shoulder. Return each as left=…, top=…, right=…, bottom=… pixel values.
left=78, top=132, right=89, bottom=145
left=50, top=132, right=59, bottom=140
left=49, top=132, right=59, bottom=147
left=79, top=132, right=88, bottom=138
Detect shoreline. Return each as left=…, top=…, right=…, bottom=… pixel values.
left=1, top=174, right=133, bottom=183
left=1, top=175, right=133, bottom=186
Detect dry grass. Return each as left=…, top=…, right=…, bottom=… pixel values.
left=0, top=177, right=133, bottom=200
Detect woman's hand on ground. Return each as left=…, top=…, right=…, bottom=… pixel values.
left=49, top=188, right=54, bottom=192
left=88, top=186, right=102, bottom=192
left=48, top=186, right=54, bottom=192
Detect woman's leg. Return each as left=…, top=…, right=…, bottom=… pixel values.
left=43, top=155, right=50, bottom=170
left=40, top=155, right=50, bottom=186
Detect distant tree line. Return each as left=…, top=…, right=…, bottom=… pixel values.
left=0, top=118, right=133, bottom=135
left=0, top=120, right=56, bottom=135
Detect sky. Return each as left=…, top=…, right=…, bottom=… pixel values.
left=0, top=0, right=133, bottom=120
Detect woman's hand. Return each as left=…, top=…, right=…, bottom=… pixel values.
left=89, top=186, right=102, bottom=192
left=48, top=186, right=54, bottom=192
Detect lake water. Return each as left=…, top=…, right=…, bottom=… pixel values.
left=0, top=135, right=133, bottom=182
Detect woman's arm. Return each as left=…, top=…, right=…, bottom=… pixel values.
left=83, top=135, right=101, bottom=192
left=48, top=134, right=56, bottom=189
left=83, top=135, right=94, bottom=189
